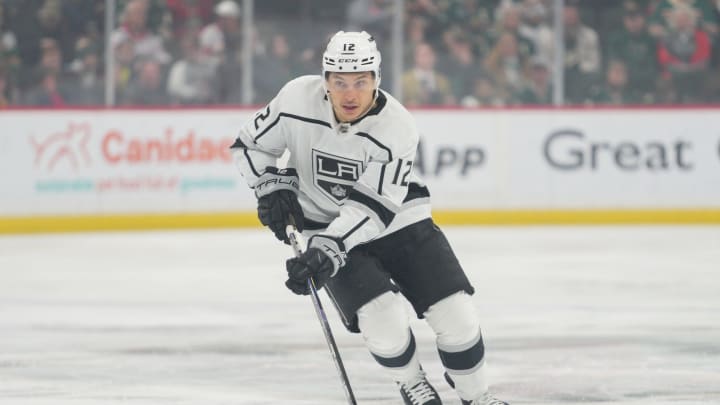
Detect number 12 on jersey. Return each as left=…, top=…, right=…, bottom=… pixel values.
left=392, top=159, right=412, bottom=186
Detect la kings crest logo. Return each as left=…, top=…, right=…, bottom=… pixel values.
left=312, top=149, right=362, bottom=204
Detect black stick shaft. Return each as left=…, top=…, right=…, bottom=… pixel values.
left=307, top=278, right=357, bottom=405
left=286, top=224, right=357, bottom=405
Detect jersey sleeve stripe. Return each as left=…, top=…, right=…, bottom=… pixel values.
left=341, top=216, right=370, bottom=241
left=230, top=137, right=262, bottom=176
left=244, top=149, right=261, bottom=177
left=355, top=181, right=399, bottom=210
left=377, top=163, right=387, bottom=195
left=254, top=113, right=332, bottom=142
left=353, top=132, right=393, bottom=161
left=347, top=188, right=395, bottom=227
left=344, top=200, right=385, bottom=232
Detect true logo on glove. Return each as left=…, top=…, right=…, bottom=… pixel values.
left=255, top=176, right=299, bottom=194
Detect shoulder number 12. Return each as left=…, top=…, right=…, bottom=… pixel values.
left=392, top=159, right=412, bottom=186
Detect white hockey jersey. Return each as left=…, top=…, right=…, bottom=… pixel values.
left=231, top=75, right=431, bottom=251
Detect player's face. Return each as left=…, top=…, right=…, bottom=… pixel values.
left=326, top=72, right=376, bottom=122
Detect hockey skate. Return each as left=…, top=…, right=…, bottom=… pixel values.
left=398, top=371, right=442, bottom=405
left=444, top=372, right=509, bottom=405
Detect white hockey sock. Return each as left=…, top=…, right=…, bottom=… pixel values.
left=357, top=291, right=421, bottom=384
left=425, top=291, right=489, bottom=400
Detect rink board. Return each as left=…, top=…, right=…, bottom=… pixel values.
left=2, top=108, right=720, bottom=232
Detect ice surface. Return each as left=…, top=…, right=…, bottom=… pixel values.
left=1, top=226, right=719, bottom=404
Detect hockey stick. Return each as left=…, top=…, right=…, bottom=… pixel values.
left=285, top=220, right=358, bottom=405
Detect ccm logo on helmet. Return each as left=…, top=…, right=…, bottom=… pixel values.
left=338, top=58, right=359, bottom=63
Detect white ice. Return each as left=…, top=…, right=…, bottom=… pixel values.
left=1, top=226, right=719, bottom=404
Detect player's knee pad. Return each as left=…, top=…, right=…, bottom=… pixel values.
left=425, top=291, right=480, bottom=345
left=357, top=291, right=412, bottom=359
left=358, top=292, right=420, bottom=382
left=424, top=291, right=484, bottom=373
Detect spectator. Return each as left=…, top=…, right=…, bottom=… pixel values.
left=346, top=0, right=394, bottom=39
left=0, top=3, right=18, bottom=57
left=199, top=0, right=241, bottom=67
left=113, top=36, right=135, bottom=102
left=710, top=62, right=720, bottom=101
left=167, top=35, right=216, bottom=105
left=66, top=37, right=103, bottom=105
left=649, top=0, right=718, bottom=39
left=563, top=0, right=602, bottom=103
left=122, top=59, right=169, bottom=105
left=404, top=15, right=429, bottom=67
left=208, top=2, right=249, bottom=105
left=253, top=33, right=293, bottom=103
left=111, top=0, right=170, bottom=65
left=293, top=30, right=334, bottom=77
left=515, top=56, right=552, bottom=105
left=491, top=4, right=536, bottom=60
left=1, top=0, right=717, bottom=107
left=607, top=1, right=658, bottom=101
left=460, top=74, right=505, bottom=107
left=27, top=37, right=66, bottom=89
left=165, top=0, right=215, bottom=37
left=657, top=5, right=712, bottom=103
left=0, top=8, right=21, bottom=103
left=12, top=0, right=73, bottom=91
left=441, top=0, right=493, bottom=32
left=493, top=0, right=520, bottom=20
left=401, top=42, right=455, bottom=106
left=23, top=68, right=71, bottom=107
left=36, top=0, right=74, bottom=61
left=447, top=0, right=494, bottom=58
left=483, top=32, right=529, bottom=102
left=518, top=0, right=554, bottom=64
left=589, top=60, right=639, bottom=105
left=405, top=0, right=446, bottom=43
left=0, top=67, right=10, bottom=107
left=0, top=51, right=19, bottom=104
left=440, top=28, right=482, bottom=101
left=60, top=0, right=105, bottom=44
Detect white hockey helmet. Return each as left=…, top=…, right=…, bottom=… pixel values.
left=322, top=31, right=382, bottom=87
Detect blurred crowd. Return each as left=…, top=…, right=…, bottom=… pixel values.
left=0, top=0, right=719, bottom=108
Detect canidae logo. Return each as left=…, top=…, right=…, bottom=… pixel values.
left=30, top=123, right=92, bottom=172
left=102, top=128, right=232, bottom=164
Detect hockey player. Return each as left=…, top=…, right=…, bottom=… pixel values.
left=230, top=31, right=508, bottom=405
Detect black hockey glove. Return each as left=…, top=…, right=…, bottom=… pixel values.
left=255, top=167, right=304, bottom=243
left=285, top=235, right=347, bottom=295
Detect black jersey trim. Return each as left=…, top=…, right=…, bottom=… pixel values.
left=371, top=330, right=416, bottom=368
left=341, top=216, right=370, bottom=242
left=403, top=182, right=430, bottom=203
left=254, top=113, right=332, bottom=142
left=229, top=138, right=247, bottom=149
left=243, top=149, right=261, bottom=177
left=353, top=132, right=393, bottom=161
left=303, top=217, right=330, bottom=231
left=377, top=163, right=387, bottom=195
left=348, top=90, right=387, bottom=125
left=348, top=188, right=395, bottom=226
